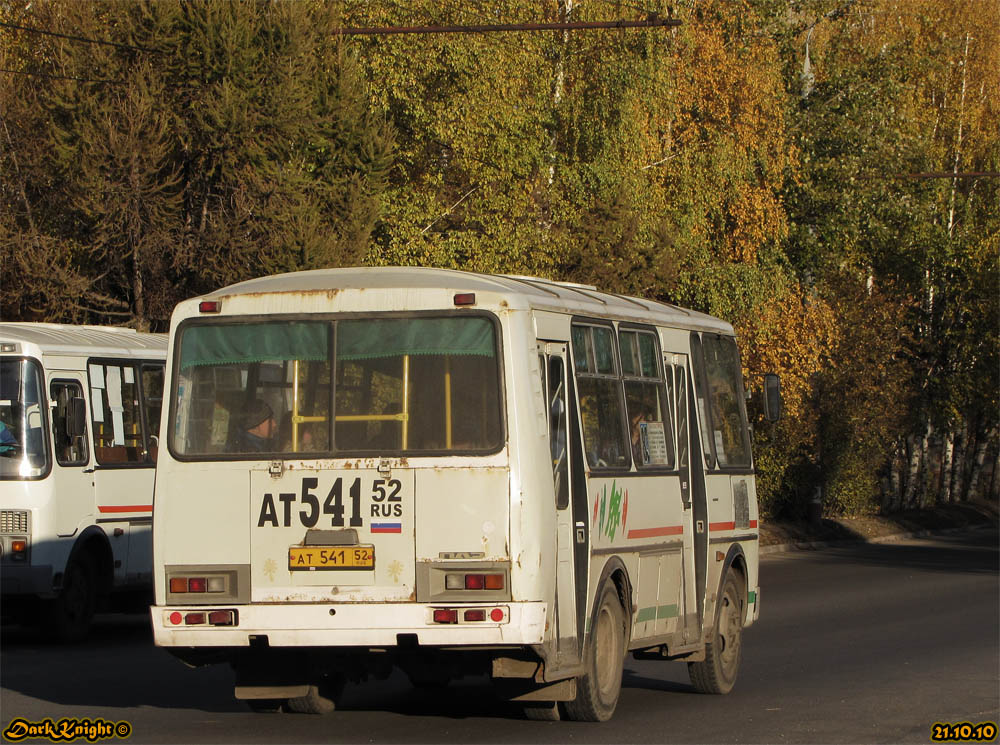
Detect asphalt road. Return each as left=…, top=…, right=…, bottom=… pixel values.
left=2, top=528, right=997, bottom=744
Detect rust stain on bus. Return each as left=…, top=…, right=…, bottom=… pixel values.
left=220, top=289, right=343, bottom=302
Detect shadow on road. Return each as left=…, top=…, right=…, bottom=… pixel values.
left=1, top=613, right=243, bottom=713
left=778, top=528, right=998, bottom=575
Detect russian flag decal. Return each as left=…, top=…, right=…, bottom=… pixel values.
left=371, top=522, right=402, bottom=534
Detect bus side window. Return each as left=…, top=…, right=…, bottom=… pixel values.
left=89, top=362, right=145, bottom=465
left=701, top=335, right=751, bottom=468
left=689, top=334, right=716, bottom=469
left=50, top=381, right=89, bottom=467
left=571, top=324, right=629, bottom=469
left=547, top=356, right=569, bottom=509
left=620, top=329, right=674, bottom=469
left=141, top=364, right=165, bottom=462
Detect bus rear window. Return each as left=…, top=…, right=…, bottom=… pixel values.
left=170, top=315, right=503, bottom=458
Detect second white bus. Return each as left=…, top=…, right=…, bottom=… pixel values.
left=1, top=323, right=167, bottom=641
left=151, top=268, right=775, bottom=720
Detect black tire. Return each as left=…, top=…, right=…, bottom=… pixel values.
left=563, top=581, right=626, bottom=722
left=689, top=571, right=744, bottom=694
left=285, top=677, right=344, bottom=715
left=522, top=701, right=561, bottom=721
left=43, top=552, right=97, bottom=643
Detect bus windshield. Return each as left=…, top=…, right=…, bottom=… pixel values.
left=0, top=358, right=50, bottom=479
left=170, top=315, right=503, bottom=458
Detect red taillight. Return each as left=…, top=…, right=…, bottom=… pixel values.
left=188, top=577, right=207, bottom=593
left=433, top=609, right=458, bottom=624
left=169, top=611, right=182, bottom=625
left=465, top=574, right=485, bottom=590
left=184, top=612, right=206, bottom=625
left=198, top=300, right=221, bottom=313
left=490, top=608, right=505, bottom=622
left=464, top=609, right=485, bottom=622
left=169, top=578, right=187, bottom=593
left=453, top=293, right=476, bottom=306
left=484, top=574, right=505, bottom=590
left=208, top=610, right=235, bottom=626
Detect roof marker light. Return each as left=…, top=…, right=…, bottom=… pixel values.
left=199, top=300, right=221, bottom=313
left=453, top=293, right=476, bottom=306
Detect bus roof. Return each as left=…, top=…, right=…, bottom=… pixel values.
left=203, top=267, right=734, bottom=334
left=0, top=323, right=168, bottom=358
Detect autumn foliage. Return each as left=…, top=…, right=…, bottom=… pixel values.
left=1, top=0, right=996, bottom=514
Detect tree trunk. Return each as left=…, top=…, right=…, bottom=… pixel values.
left=965, top=427, right=995, bottom=501
left=902, top=434, right=922, bottom=509
left=991, top=446, right=1000, bottom=501
left=918, top=420, right=933, bottom=507
left=950, top=421, right=968, bottom=501
left=940, top=430, right=955, bottom=503
left=886, top=441, right=903, bottom=511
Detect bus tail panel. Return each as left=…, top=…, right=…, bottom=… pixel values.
left=248, top=468, right=415, bottom=603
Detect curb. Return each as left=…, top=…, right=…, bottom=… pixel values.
left=759, top=523, right=994, bottom=556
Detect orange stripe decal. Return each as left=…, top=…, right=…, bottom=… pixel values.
left=749, top=520, right=758, bottom=528
left=97, top=505, right=152, bottom=514
left=627, top=525, right=684, bottom=539
left=709, top=521, right=735, bottom=532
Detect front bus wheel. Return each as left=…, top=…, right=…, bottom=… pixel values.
left=563, top=581, right=626, bottom=722
left=43, top=552, right=97, bottom=643
left=689, top=571, right=744, bottom=695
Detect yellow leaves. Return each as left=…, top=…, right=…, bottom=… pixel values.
left=738, top=285, right=838, bottom=427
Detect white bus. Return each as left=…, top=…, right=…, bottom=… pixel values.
left=1, top=323, right=167, bottom=641
left=151, top=268, right=777, bottom=720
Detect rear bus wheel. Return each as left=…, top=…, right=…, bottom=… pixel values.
left=688, top=571, right=744, bottom=695
left=563, top=581, right=626, bottom=722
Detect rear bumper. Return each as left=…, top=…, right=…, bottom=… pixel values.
left=151, top=601, right=547, bottom=648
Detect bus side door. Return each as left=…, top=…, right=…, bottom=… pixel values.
left=666, top=355, right=705, bottom=644
left=539, top=342, right=581, bottom=666
left=50, top=375, right=95, bottom=538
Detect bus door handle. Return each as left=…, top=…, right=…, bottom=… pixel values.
left=575, top=522, right=586, bottom=544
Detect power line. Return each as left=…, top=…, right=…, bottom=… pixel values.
left=858, top=172, right=1000, bottom=181
left=0, top=21, right=165, bottom=55
left=337, top=17, right=681, bottom=35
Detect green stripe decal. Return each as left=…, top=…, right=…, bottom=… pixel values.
left=636, top=605, right=680, bottom=622
left=636, top=607, right=656, bottom=623
left=656, top=604, right=679, bottom=619
left=748, top=591, right=757, bottom=603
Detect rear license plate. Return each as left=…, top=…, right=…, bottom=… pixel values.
left=288, top=545, right=375, bottom=571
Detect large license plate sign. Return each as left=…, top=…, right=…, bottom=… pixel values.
left=289, top=545, right=374, bottom=571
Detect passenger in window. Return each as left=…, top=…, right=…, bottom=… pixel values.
left=0, top=419, right=18, bottom=455
left=630, top=403, right=651, bottom=467
left=239, top=400, right=277, bottom=452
